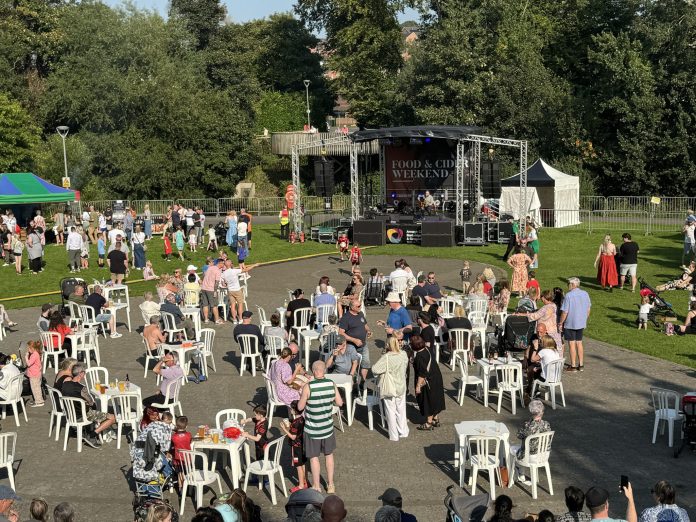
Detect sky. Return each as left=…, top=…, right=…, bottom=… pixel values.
left=103, top=0, right=419, bottom=24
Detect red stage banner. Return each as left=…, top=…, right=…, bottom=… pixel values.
left=384, top=141, right=457, bottom=194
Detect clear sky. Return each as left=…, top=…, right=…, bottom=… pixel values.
left=104, top=0, right=419, bottom=24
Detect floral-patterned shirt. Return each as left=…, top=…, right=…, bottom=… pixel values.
left=516, top=418, right=551, bottom=457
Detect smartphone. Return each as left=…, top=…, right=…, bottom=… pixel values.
left=620, top=475, right=629, bottom=492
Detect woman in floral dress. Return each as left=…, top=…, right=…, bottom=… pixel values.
left=507, top=246, right=532, bottom=294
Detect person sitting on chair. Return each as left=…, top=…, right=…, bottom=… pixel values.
left=234, top=310, right=266, bottom=370
left=525, top=334, right=561, bottom=396
left=85, top=285, right=121, bottom=338
left=159, top=293, right=195, bottom=340
left=142, top=352, right=184, bottom=407
left=143, top=316, right=166, bottom=356
left=325, top=334, right=359, bottom=377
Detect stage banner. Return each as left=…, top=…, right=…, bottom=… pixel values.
left=385, top=140, right=456, bottom=194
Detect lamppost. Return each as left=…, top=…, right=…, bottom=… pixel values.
left=303, top=80, right=311, bottom=129
left=56, top=125, right=69, bottom=181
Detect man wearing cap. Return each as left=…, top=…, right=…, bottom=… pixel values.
left=233, top=310, right=266, bottom=370
left=379, top=487, right=418, bottom=522
left=186, top=264, right=201, bottom=284
left=338, top=299, right=372, bottom=383
left=325, top=335, right=359, bottom=376
left=160, top=293, right=195, bottom=339
left=586, top=484, right=636, bottom=522
left=200, top=258, right=224, bottom=324
left=183, top=273, right=201, bottom=306
left=0, top=484, right=20, bottom=521
left=378, top=292, right=413, bottom=340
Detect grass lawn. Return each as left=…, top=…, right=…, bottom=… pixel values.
left=2, top=224, right=694, bottom=369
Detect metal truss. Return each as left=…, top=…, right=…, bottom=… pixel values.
left=350, top=145, right=359, bottom=221
left=456, top=142, right=466, bottom=226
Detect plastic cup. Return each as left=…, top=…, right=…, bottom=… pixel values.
left=212, top=431, right=220, bottom=444
left=118, top=381, right=125, bottom=392
left=197, top=426, right=205, bottom=438
left=99, top=385, right=106, bottom=394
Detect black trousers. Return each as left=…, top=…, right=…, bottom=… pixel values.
left=502, top=236, right=517, bottom=261
left=280, top=223, right=289, bottom=239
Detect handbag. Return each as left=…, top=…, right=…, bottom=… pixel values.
left=378, top=354, right=399, bottom=398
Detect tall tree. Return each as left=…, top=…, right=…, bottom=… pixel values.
left=169, top=0, right=226, bottom=50
left=0, top=93, right=41, bottom=171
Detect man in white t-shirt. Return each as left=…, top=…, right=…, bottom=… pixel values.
left=108, top=224, right=123, bottom=244
left=237, top=220, right=248, bottom=249
left=220, top=259, right=258, bottom=323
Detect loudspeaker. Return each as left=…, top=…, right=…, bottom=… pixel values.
left=487, top=222, right=499, bottom=242
left=352, top=220, right=385, bottom=246
left=498, top=222, right=513, bottom=243
left=421, top=220, right=454, bottom=247
left=314, top=159, right=335, bottom=197
left=463, top=223, right=486, bottom=245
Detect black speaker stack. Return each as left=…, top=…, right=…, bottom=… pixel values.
left=352, top=220, right=385, bottom=246
left=498, top=222, right=514, bottom=243
left=463, top=223, right=486, bottom=246
left=421, top=220, right=454, bottom=247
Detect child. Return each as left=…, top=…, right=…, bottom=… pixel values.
left=163, top=231, right=173, bottom=261
left=170, top=415, right=192, bottom=489
left=349, top=242, right=362, bottom=273
left=80, top=234, right=89, bottom=270
left=460, top=261, right=471, bottom=294
left=336, top=233, right=349, bottom=262
left=237, top=243, right=248, bottom=269
left=97, top=232, right=106, bottom=268
left=241, top=405, right=269, bottom=462
left=526, top=270, right=540, bottom=294
left=24, top=340, right=44, bottom=407
left=174, top=227, right=185, bottom=261
left=143, top=260, right=159, bottom=280
left=279, top=400, right=307, bottom=493
left=188, top=228, right=197, bottom=253
left=29, top=498, right=49, bottom=522
left=207, top=224, right=217, bottom=251
left=638, top=295, right=654, bottom=330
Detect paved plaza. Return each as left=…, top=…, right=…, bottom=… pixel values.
left=1, top=254, right=695, bottom=521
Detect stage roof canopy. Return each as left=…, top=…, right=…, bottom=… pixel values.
left=0, top=172, right=77, bottom=204
left=349, top=125, right=483, bottom=143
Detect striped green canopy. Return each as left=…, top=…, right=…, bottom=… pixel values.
left=0, top=172, right=77, bottom=204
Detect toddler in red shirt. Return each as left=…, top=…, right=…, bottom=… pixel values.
left=170, top=415, right=192, bottom=488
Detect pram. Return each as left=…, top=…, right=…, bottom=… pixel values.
left=214, top=221, right=228, bottom=246
left=59, top=277, right=86, bottom=315
left=363, top=280, right=385, bottom=306
left=639, top=278, right=677, bottom=327
left=674, top=393, right=696, bottom=458
left=130, top=424, right=176, bottom=501
left=497, top=315, right=536, bottom=354
left=444, top=486, right=489, bottom=522
left=285, top=489, right=326, bottom=521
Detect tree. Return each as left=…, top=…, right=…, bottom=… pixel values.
left=32, top=133, right=92, bottom=188
left=0, top=93, right=40, bottom=172
left=169, top=0, right=226, bottom=50
left=254, top=91, right=308, bottom=134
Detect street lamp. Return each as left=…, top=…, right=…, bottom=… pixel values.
left=56, top=125, right=69, bottom=180
left=303, top=79, right=311, bottom=129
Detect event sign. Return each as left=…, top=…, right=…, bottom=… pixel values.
left=384, top=140, right=457, bottom=194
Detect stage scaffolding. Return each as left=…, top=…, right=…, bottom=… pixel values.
left=291, top=129, right=528, bottom=234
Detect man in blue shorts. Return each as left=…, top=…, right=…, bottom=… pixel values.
left=560, top=277, right=591, bottom=372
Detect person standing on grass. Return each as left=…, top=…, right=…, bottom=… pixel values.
left=502, top=216, right=520, bottom=262
left=560, top=277, right=591, bottom=373
left=65, top=226, right=83, bottom=273
left=619, top=233, right=640, bottom=292
left=239, top=208, right=253, bottom=249
left=298, top=360, right=342, bottom=494
left=279, top=204, right=290, bottom=240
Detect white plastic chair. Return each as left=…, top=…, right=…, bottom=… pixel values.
left=46, top=386, right=65, bottom=441
left=469, top=311, right=488, bottom=358
left=216, top=292, right=228, bottom=322
left=79, top=305, right=107, bottom=337
left=439, top=297, right=458, bottom=319
left=243, top=435, right=288, bottom=505
left=264, top=336, right=284, bottom=372
left=431, top=325, right=448, bottom=364
left=151, top=379, right=183, bottom=417
left=0, top=432, right=17, bottom=490
left=316, top=304, right=335, bottom=328
left=215, top=408, right=247, bottom=430
left=178, top=450, right=223, bottom=515
left=450, top=328, right=474, bottom=371
left=161, top=312, right=188, bottom=342
left=457, top=358, right=483, bottom=405
left=73, top=328, right=101, bottom=367
left=67, top=301, right=83, bottom=328
left=84, top=367, right=109, bottom=397
left=531, top=359, right=566, bottom=410
left=467, top=297, right=489, bottom=315
left=60, top=397, right=92, bottom=452
left=494, top=364, right=523, bottom=415
left=199, top=328, right=217, bottom=374
left=184, top=289, right=200, bottom=307
left=508, top=431, right=555, bottom=499
left=467, top=435, right=501, bottom=498
left=237, top=334, right=262, bottom=377
left=108, top=393, right=140, bottom=449
left=650, top=387, right=684, bottom=447
left=291, top=308, right=312, bottom=342
left=0, top=375, right=27, bottom=427
left=351, top=378, right=382, bottom=431
left=139, top=302, right=160, bottom=326
left=256, top=306, right=271, bottom=334
left=40, top=332, right=66, bottom=372
left=142, top=335, right=164, bottom=378
left=263, top=373, right=286, bottom=428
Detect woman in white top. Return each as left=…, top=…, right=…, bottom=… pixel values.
left=314, top=276, right=336, bottom=296
left=0, top=354, right=20, bottom=400
left=371, top=336, right=409, bottom=441
left=143, top=204, right=152, bottom=239
left=131, top=224, right=147, bottom=269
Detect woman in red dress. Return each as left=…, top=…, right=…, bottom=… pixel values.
left=594, top=234, right=618, bottom=291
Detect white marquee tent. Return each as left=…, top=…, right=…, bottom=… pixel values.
left=500, top=158, right=580, bottom=227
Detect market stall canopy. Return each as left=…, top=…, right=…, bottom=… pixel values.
left=0, top=172, right=77, bottom=204
left=499, top=158, right=578, bottom=189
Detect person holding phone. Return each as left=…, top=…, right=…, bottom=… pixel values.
left=585, top=484, right=637, bottom=522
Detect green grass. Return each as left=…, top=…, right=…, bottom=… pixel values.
left=0, top=225, right=336, bottom=311
left=369, top=229, right=696, bottom=369
left=2, top=224, right=694, bottom=369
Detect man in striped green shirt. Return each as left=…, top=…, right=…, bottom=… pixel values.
left=298, top=360, right=343, bottom=494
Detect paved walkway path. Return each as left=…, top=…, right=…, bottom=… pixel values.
left=2, top=255, right=695, bottom=521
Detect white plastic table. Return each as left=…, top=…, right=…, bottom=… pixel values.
left=193, top=436, right=249, bottom=490
left=326, top=373, right=354, bottom=426
left=162, top=341, right=205, bottom=378
left=454, top=420, right=510, bottom=481
left=95, top=383, right=142, bottom=413
left=299, top=330, right=321, bottom=369
left=477, top=358, right=524, bottom=409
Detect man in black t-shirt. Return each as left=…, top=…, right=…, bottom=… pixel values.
left=619, top=233, right=640, bottom=292
left=285, top=289, right=312, bottom=334
left=411, top=275, right=431, bottom=304
left=85, top=286, right=120, bottom=338
left=233, top=310, right=266, bottom=371
left=106, top=242, right=128, bottom=285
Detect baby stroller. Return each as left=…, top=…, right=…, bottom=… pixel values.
left=639, top=278, right=677, bottom=327
left=215, top=221, right=228, bottom=245
left=364, top=280, right=385, bottom=306
left=444, top=486, right=488, bottom=522
left=285, top=489, right=326, bottom=521
left=130, top=424, right=175, bottom=501
left=674, top=394, right=696, bottom=458
left=59, top=277, right=86, bottom=314
left=498, top=315, right=536, bottom=354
